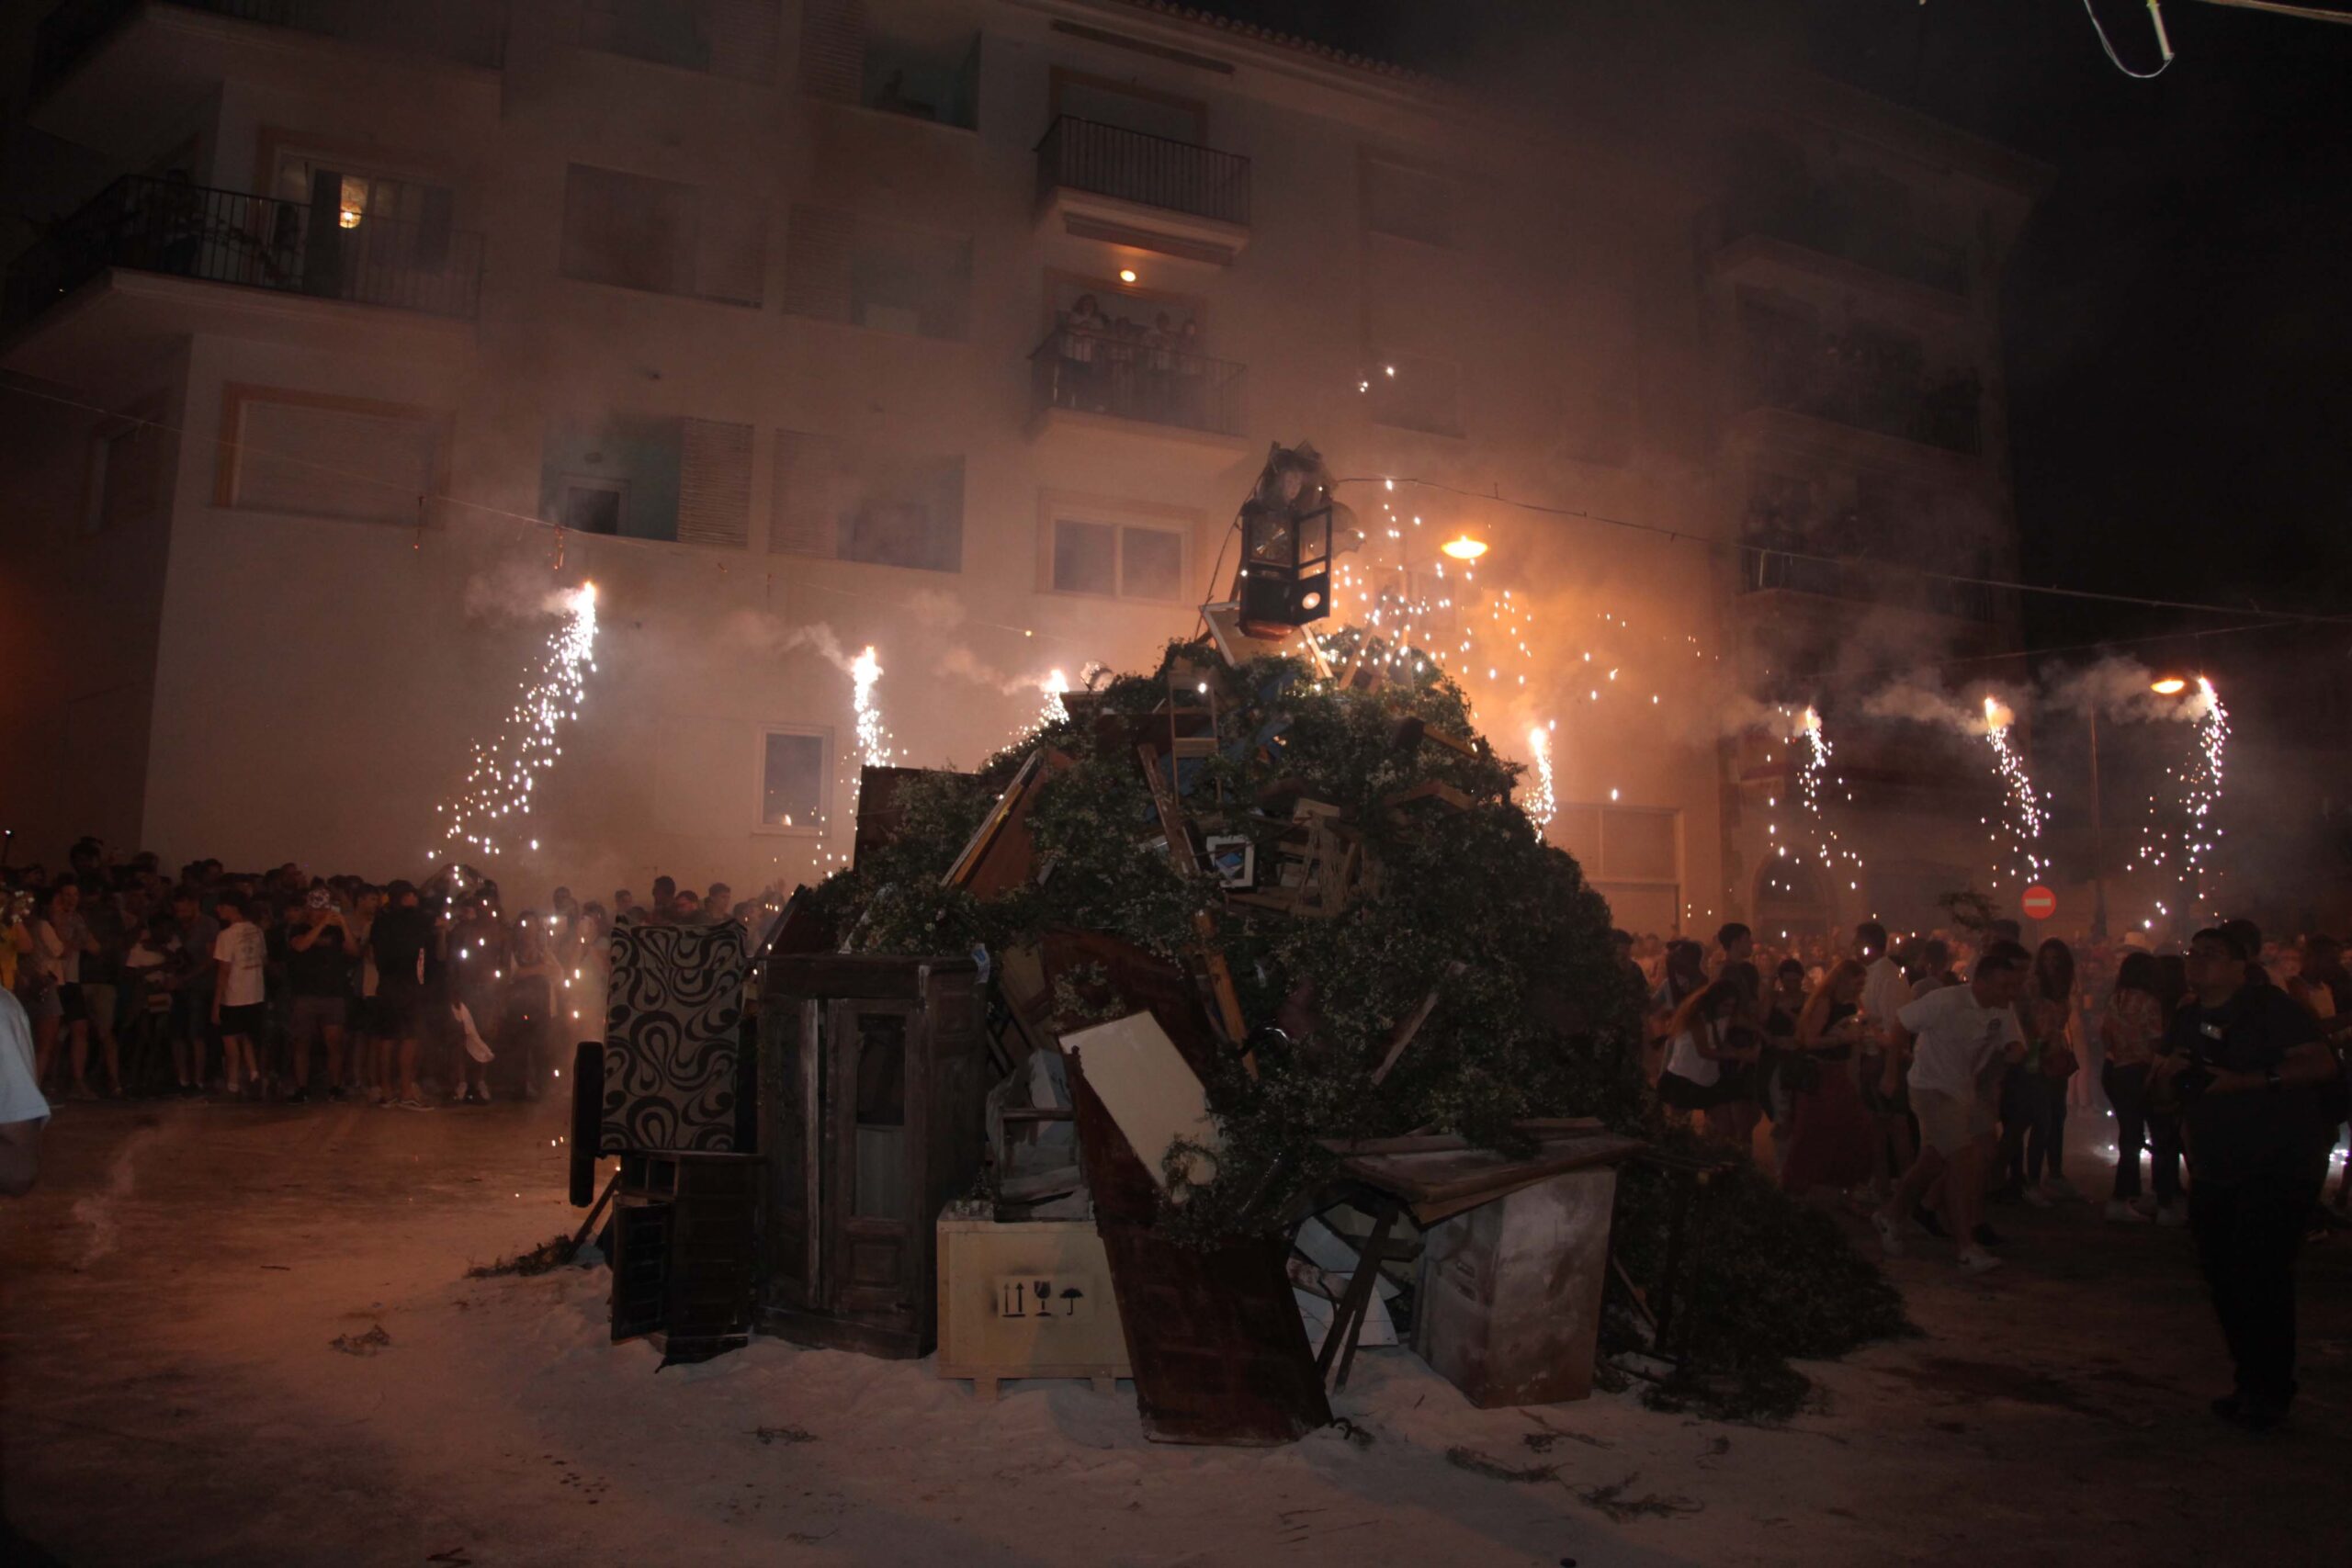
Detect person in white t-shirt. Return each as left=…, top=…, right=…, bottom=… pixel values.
left=1871, top=942, right=2030, bottom=1273
left=211, top=897, right=269, bottom=1098
left=0, top=986, right=48, bottom=1195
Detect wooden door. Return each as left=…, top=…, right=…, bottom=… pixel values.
left=823, top=998, right=922, bottom=1323
left=759, top=997, right=822, bottom=1310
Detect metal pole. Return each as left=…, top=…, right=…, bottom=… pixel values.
left=2088, top=705, right=2109, bottom=940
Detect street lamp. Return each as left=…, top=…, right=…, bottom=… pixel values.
left=2150, top=676, right=2188, bottom=695
left=1440, top=534, right=1488, bottom=561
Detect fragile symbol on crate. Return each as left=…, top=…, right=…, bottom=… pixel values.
left=996, top=1276, right=1093, bottom=1321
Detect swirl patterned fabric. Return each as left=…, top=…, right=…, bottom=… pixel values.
left=599, top=918, right=748, bottom=1154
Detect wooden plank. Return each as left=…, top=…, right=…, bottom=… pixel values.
left=1368, top=960, right=1466, bottom=1087
left=1062, top=1012, right=1219, bottom=1193
left=1200, top=601, right=1331, bottom=679
left=1338, top=1134, right=1646, bottom=1214
left=1136, top=743, right=1197, bottom=870
left=942, top=750, right=1072, bottom=900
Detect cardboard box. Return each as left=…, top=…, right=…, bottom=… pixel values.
left=936, top=1216, right=1130, bottom=1399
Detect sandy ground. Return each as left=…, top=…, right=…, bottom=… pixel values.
left=3, top=1100, right=2349, bottom=1568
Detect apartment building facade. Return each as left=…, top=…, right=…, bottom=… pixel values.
left=0, top=0, right=2040, bottom=934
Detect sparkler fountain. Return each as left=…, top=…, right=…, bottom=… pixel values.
left=1981, top=695, right=2050, bottom=890
left=435, top=581, right=598, bottom=860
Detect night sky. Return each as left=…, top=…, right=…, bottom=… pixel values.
left=1205, top=0, right=2352, bottom=650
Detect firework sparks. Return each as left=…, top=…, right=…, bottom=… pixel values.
left=436, top=581, right=597, bottom=859
left=1981, top=696, right=2048, bottom=887
left=1796, top=706, right=1866, bottom=890
left=2131, top=675, right=2228, bottom=930
left=1038, top=668, right=1070, bottom=729
left=852, top=645, right=893, bottom=769
left=1523, top=721, right=1556, bottom=829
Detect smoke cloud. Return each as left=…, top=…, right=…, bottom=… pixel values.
left=715, top=610, right=854, bottom=674
left=463, top=558, right=580, bottom=623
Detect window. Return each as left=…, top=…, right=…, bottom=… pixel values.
left=538, top=413, right=753, bottom=547
left=782, top=205, right=969, bottom=340
left=86, top=410, right=164, bottom=534
left=266, top=151, right=460, bottom=288
left=557, top=477, right=627, bottom=536
left=1365, top=350, right=1462, bottom=437
left=760, top=729, right=827, bottom=830
left=1553, top=803, right=1682, bottom=936
left=218, top=387, right=443, bottom=524
left=1042, top=502, right=1190, bottom=603
left=1362, top=152, right=1455, bottom=248
left=562, top=164, right=764, bottom=305
left=800, top=0, right=981, bottom=128
left=769, top=433, right=962, bottom=572
left=583, top=0, right=781, bottom=81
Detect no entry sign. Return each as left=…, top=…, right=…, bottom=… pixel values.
left=2021, top=886, right=2057, bottom=921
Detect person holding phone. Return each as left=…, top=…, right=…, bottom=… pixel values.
left=285, top=887, right=358, bottom=1102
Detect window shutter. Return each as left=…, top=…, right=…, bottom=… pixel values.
left=678, top=418, right=753, bottom=548
left=768, top=430, right=838, bottom=557
left=781, top=204, right=854, bottom=322
left=695, top=190, right=765, bottom=305
left=797, top=0, right=865, bottom=100
left=708, top=0, right=782, bottom=82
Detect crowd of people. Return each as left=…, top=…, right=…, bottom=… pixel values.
left=1, top=835, right=767, bottom=1111
left=1630, top=915, right=2352, bottom=1428
left=1042, top=294, right=1217, bottom=428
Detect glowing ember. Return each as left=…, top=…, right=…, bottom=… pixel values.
left=437, top=581, right=597, bottom=859
left=1981, top=695, right=2048, bottom=887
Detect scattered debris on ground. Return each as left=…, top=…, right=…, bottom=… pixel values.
left=467, top=1235, right=581, bottom=1278
left=328, top=1325, right=391, bottom=1357
left=1444, top=1447, right=1559, bottom=1483
left=753, top=1426, right=819, bottom=1446
left=1576, top=1472, right=1700, bottom=1521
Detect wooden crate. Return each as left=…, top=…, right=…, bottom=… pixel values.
left=935, top=1216, right=1129, bottom=1401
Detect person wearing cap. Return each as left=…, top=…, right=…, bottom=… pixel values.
left=2156, top=925, right=2344, bottom=1430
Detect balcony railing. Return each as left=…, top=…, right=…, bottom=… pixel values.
left=1736, top=329, right=1982, bottom=456
left=1030, top=326, right=1243, bottom=437
left=1720, top=195, right=1970, bottom=298
left=1035, top=116, right=1251, bottom=229
left=6, top=174, right=485, bottom=330
left=1739, top=537, right=1997, bottom=623
left=33, top=0, right=506, bottom=97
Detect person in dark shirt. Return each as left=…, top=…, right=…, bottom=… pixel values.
left=2156, top=926, right=2343, bottom=1429
left=284, top=887, right=357, bottom=1103
left=368, top=882, right=434, bottom=1109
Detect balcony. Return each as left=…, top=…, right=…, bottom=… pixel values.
left=1035, top=117, right=1252, bottom=266
left=1731, top=321, right=1982, bottom=459
left=4, top=175, right=481, bottom=382
left=1713, top=194, right=1970, bottom=301
left=1027, top=325, right=1250, bottom=458
left=29, top=1, right=504, bottom=158
left=1736, top=533, right=1998, bottom=625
